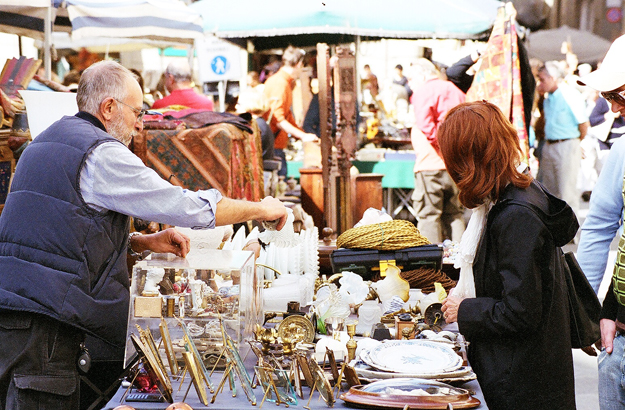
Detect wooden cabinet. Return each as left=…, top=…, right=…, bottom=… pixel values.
left=299, top=167, right=325, bottom=233
left=300, top=167, right=383, bottom=234
left=351, top=173, right=383, bottom=224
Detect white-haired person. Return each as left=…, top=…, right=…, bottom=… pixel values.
left=407, top=58, right=466, bottom=244
left=152, top=59, right=214, bottom=111
left=536, top=60, right=589, bottom=219
left=0, top=60, right=287, bottom=409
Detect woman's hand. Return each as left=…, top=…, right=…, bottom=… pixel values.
left=441, top=295, right=464, bottom=323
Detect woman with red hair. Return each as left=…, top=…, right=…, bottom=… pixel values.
left=440, top=101, right=578, bottom=410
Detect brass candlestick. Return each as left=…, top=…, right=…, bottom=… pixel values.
left=346, top=323, right=357, bottom=362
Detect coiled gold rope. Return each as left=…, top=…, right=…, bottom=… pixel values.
left=336, top=220, right=431, bottom=250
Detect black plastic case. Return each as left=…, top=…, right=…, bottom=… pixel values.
left=330, top=245, right=443, bottom=280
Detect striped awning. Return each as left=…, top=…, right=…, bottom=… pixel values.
left=0, top=0, right=203, bottom=45
left=0, top=0, right=70, bottom=41
left=66, top=0, right=203, bottom=44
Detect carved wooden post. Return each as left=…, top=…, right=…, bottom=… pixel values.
left=333, top=46, right=358, bottom=233
left=316, top=43, right=336, bottom=233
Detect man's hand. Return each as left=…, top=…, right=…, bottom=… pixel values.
left=131, top=228, right=191, bottom=258
left=277, top=120, right=319, bottom=143
left=601, top=318, right=617, bottom=354
left=301, top=133, right=320, bottom=143
left=259, top=196, right=288, bottom=230
left=214, top=197, right=287, bottom=228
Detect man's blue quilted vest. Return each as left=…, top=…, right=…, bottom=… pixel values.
left=0, top=114, right=130, bottom=347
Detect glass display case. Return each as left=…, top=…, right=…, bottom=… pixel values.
left=124, top=249, right=262, bottom=368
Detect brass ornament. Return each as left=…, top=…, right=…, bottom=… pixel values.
left=277, top=315, right=314, bottom=344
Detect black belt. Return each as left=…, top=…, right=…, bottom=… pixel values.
left=546, top=138, right=575, bottom=144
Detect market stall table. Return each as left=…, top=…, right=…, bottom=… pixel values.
left=103, top=352, right=488, bottom=409
left=105, top=311, right=484, bottom=408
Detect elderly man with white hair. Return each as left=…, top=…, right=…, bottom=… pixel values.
left=152, top=59, right=214, bottom=110
left=0, top=60, right=286, bottom=409
left=536, top=60, right=589, bottom=218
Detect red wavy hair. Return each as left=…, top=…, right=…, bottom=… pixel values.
left=437, top=101, right=532, bottom=208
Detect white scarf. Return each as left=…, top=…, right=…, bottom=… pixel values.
left=452, top=162, right=528, bottom=298
left=452, top=200, right=492, bottom=298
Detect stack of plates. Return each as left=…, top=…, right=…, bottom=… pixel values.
left=355, top=339, right=476, bottom=384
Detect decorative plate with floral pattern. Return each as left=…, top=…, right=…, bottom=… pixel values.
left=364, top=340, right=463, bottom=374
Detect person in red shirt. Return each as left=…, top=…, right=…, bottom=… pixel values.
left=262, top=46, right=318, bottom=177
left=408, top=58, right=466, bottom=244
left=152, top=60, right=214, bottom=111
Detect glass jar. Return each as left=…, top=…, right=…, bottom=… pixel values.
left=357, top=300, right=382, bottom=336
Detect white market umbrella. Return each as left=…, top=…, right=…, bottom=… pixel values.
left=0, top=0, right=203, bottom=78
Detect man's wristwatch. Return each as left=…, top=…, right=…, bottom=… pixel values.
left=127, top=231, right=144, bottom=260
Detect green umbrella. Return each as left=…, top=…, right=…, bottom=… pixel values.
left=191, top=0, right=502, bottom=50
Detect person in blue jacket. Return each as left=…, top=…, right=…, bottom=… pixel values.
left=0, top=60, right=287, bottom=409
left=577, top=33, right=625, bottom=409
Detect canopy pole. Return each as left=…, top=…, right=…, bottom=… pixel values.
left=44, top=5, right=52, bottom=80
left=355, top=35, right=361, bottom=108
left=188, top=43, right=195, bottom=79
left=218, top=80, right=226, bottom=112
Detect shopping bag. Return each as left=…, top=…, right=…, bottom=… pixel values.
left=561, top=250, right=602, bottom=349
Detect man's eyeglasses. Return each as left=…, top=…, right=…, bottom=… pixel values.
left=601, top=90, right=625, bottom=107
left=114, top=98, right=147, bottom=121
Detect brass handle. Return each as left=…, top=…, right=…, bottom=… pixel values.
left=255, top=263, right=283, bottom=276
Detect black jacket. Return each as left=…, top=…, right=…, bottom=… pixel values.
left=458, top=180, right=578, bottom=410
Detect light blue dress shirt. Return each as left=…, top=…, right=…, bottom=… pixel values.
left=80, top=141, right=222, bottom=229
left=577, top=136, right=625, bottom=293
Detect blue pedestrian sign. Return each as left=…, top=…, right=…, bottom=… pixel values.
left=211, top=56, right=229, bottom=75
left=198, top=36, right=241, bottom=82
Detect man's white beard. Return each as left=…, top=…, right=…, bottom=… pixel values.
left=108, top=112, right=135, bottom=146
